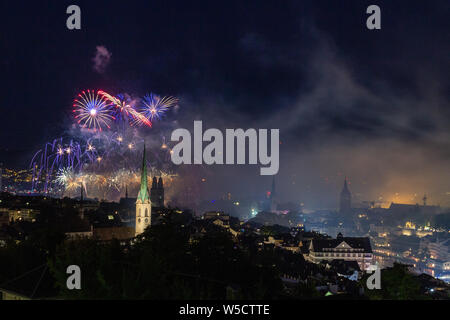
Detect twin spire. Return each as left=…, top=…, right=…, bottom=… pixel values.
left=341, top=176, right=350, bottom=194
left=151, top=176, right=164, bottom=189
left=136, top=144, right=164, bottom=204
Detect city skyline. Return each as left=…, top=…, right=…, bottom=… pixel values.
left=1, top=1, right=449, bottom=209
left=0, top=0, right=449, bottom=304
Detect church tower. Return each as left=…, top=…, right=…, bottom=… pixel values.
left=150, top=176, right=165, bottom=208
left=150, top=176, right=157, bottom=205
left=339, top=177, right=352, bottom=214
left=269, top=176, right=277, bottom=212
left=135, top=145, right=151, bottom=236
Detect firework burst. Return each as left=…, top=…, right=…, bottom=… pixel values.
left=141, top=93, right=179, bottom=121
left=73, top=90, right=115, bottom=131
left=56, top=168, right=85, bottom=194
left=99, top=90, right=151, bottom=127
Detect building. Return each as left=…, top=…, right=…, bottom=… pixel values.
left=135, top=146, right=151, bottom=236
left=63, top=211, right=93, bottom=240
left=339, top=177, right=351, bottom=214
left=65, top=225, right=93, bottom=240
left=119, top=187, right=136, bottom=222
left=307, top=232, right=373, bottom=270
left=93, top=226, right=135, bottom=242
left=8, top=208, right=39, bottom=222
left=150, top=177, right=164, bottom=208
left=201, top=211, right=241, bottom=238
left=203, top=211, right=230, bottom=226
left=388, top=202, right=441, bottom=216
left=428, top=239, right=449, bottom=262
left=0, top=263, right=57, bottom=300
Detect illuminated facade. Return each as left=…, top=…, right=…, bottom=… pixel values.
left=150, top=177, right=164, bottom=208
left=428, top=239, right=449, bottom=261
left=307, top=233, right=373, bottom=270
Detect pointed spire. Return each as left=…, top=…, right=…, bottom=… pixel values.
left=137, top=144, right=150, bottom=202
left=342, top=177, right=350, bottom=194
left=339, top=177, right=352, bottom=213
left=158, top=177, right=163, bottom=189
left=152, top=176, right=157, bottom=189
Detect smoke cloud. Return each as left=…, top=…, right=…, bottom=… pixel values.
left=92, top=46, right=112, bottom=74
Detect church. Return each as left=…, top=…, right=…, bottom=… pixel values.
left=307, top=232, right=373, bottom=270
left=135, top=146, right=165, bottom=236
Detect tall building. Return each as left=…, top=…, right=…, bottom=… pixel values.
left=135, top=146, right=151, bottom=236
left=150, top=176, right=164, bottom=208
left=339, top=177, right=352, bottom=214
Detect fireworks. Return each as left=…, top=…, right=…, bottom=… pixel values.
left=73, top=90, right=115, bottom=131
left=30, top=132, right=176, bottom=197
left=74, top=90, right=177, bottom=129
left=54, top=167, right=177, bottom=199
left=141, top=93, right=179, bottom=121
left=56, top=168, right=84, bottom=193
left=99, top=90, right=151, bottom=127
left=30, top=138, right=87, bottom=192
left=30, top=88, right=180, bottom=200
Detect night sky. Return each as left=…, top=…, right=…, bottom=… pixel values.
left=1, top=0, right=449, bottom=208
